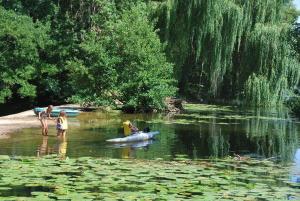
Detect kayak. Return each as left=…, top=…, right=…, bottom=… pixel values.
left=33, top=107, right=80, bottom=117
left=106, top=131, right=159, bottom=143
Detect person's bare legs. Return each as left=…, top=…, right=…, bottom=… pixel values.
left=40, top=119, right=46, bottom=135
left=44, top=119, right=48, bottom=136
left=62, top=130, right=66, bottom=138
left=57, top=130, right=66, bottom=138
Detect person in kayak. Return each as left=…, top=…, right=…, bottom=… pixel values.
left=123, top=120, right=139, bottom=136
left=38, top=105, right=53, bottom=136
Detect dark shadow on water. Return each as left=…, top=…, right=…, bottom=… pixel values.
left=0, top=185, right=54, bottom=197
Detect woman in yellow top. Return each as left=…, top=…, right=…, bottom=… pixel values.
left=56, top=111, right=68, bottom=137
left=123, top=120, right=139, bottom=136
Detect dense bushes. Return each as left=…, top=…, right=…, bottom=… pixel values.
left=0, top=7, right=49, bottom=103
left=286, top=96, right=300, bottom=116
left=0, top=1, right=176, bottom=112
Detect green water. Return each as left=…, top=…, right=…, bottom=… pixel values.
left=0, top=104, right=299, bottom=161
left=0, top=104, right=299, bottom=200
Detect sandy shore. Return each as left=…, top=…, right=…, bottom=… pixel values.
left=0, top=110, right=43, bottom=139
left=0, top=104, right=82, bottom=139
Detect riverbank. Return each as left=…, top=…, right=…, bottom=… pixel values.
left=0, top=104, right=83, bottom=139
left=0, top=110, right=44, bottom=139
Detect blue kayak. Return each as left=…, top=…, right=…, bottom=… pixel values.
left=106, top=131, right=159, bottom=143
left=33, top=107, right=80, bottom=117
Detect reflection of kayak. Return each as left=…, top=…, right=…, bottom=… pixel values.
left=109, top=140, right=154, bottom=148
left=33, top=107, right=80, bottom=117
left=106, top=131, right=159, bottom=143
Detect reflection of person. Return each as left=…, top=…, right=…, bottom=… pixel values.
left=123, top=120, right=139, bottom=136
left=37, top=136, right=50, bottom=157
left=38, top=105, right=53, bottom=136
left=57, top=111, right=68, bottom=137
left=57, top=137, right=67, bottom=159
left=121, top=147, right=135, bottom=159
left=36, top=135, right=68, bottom=159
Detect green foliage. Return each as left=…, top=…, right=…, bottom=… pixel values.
left=286, top=96, right=300, bottom=116
left=0, top=0, right=176, bottom=111
left=66, top=32, right=118, bottom=106
left=0, top=0, right=299, bottom=110
left=0, top=6, right=48, bottom=103
left=156, top=0, right=300, bottom=106
left=245, top=22, right=300, bottom=106
left=281, top=2, right=300, bottom=23
left=292, top=23, right=300, bottom=62
left=1, top=0, right=57, bottom=22
left=67, top=4, right=176, bottom=111
left=108, top=5, right=176, bottom=112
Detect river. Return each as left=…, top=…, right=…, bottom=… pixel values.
left=0, top=104, right=299, bottom=162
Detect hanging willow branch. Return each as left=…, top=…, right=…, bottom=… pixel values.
left=158, top=0, right=300, bottom=106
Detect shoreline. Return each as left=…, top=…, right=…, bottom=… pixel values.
left=0, top=109, right=52, bottom=139
left=0, top=104, right=82, bottom=139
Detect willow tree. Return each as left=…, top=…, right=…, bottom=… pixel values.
left=156, top=0, right=300, bottom=106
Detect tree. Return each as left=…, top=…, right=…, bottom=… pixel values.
left=66, top=32, right=118, bottom=106
left=68, top=4, right=177, bottom=111
left=110, top=5, right=177, bottom=112
left=156, top=0, right=300, bottom=106
left=0, top=7, right=48, bottom=103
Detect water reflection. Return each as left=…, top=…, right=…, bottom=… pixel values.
left=170, top=107, right=299, bottom=161
left=0, top=105, right=299, bottom=161
left=36, top=136, right=67, bottom=159
left=109, top=140, right=153, bottom=149
left=36, top=136, right=51, bottom=157
left=245, top=109, right=298, bottom=162
left=109, top=140, right=153, bottom=159
left=57, top=137, right=67, bottom=159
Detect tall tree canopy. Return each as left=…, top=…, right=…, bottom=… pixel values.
left=0, top=6, right=48, bottom=103
left=0, top=0, right=299, bottom=111
left=157, top=0, right=300, bottom=106
left=0, top=0, right=176, bottom=111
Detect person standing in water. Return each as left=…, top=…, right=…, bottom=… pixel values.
left=56, top=111, right=68, bottom=137
left=38, top=105, right=53, bottom=136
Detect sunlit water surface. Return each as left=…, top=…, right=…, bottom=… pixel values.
left=0, top=104, right=299, bottom=163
